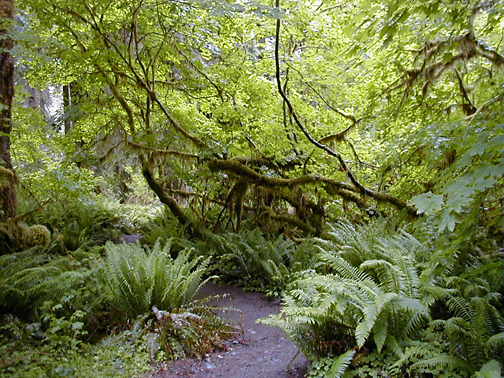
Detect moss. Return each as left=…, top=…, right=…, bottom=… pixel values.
left=19, top=224, right=51, bottom=249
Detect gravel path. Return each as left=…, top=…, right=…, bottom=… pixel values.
left=148, top=283, right=308, bottom=378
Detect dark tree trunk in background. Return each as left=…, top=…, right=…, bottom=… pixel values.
left=63, top=83, right=73, bottom=133
left=0, top=0, right=17, bottom=223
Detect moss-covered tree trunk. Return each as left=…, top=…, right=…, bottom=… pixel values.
left=0, top=0, right=17, bottom=223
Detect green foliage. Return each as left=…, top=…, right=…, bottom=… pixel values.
left=426, top=295, right=504, bottom=367
left=308, top=350, right=357, bottom=378
left=154, top=295, right=240, bottom=359
left=199, top=229, right=318, bottom=295
left=0, top=246, right=101, bottom=316
left=261, top=220, right=429, bottom=359
left=32, top=200, right=136, bottom=252
left=0, top=313, right=152, bottom=377
left=140, top=206, right=187, bottom=247
left=7, top=0, right=504, bottom=375
left=344, top=339, right=471, bottom=378
left=263, top=219, right=504, bottom=376
left=474, top=360, right=502, bottom=378
left=104, top=239, right=210, bottom=319
left=410, top=121, right=503, bottom=234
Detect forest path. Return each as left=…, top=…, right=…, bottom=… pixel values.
left=148, top=282, right=308, bottom=378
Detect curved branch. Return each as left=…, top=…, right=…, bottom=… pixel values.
left=258, top=205, right=318, bottom=235
left=127, top=140, right=199, bottom=160
left=209, top=159, right=354, bottom=191
left=149, top=93, right=208, bottom=149
left=274, top=1, right=414, bottom=217
left=142, top=165, right=203, bottom=239
left=232, top=156, right=303, bottom=170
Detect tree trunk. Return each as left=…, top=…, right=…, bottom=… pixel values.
left=62, top=83, right=73, bottom=133
left=0, top=0, right=17, bottom=223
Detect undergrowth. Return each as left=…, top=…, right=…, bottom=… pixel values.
left=260, top=219, right=504, bottom=377
left=196, top=229, right=318, bottom=296
left=2, top=204, right=502, bottom=378
left=104, top=239, right=211, bottom=319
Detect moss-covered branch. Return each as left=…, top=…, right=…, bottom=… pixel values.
left=209, top=159, right=416, bottom=215
left=142, top=166, right=203, bottom=239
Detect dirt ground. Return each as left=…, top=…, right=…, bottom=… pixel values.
left=147, top=283, right=309, bottom=378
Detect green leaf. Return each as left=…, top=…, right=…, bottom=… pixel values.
left=72, top=321, right=84, bottom=330
left=445, top=192, right=472, bottom=213
left=474, top=360, right=502, bottom=378
left=436, top=209, right=457, bottom=232
left=410, top=192, right=444, bottom=215
left=329, top=349, right=356, bottom=378
left=466, top=142, right=489, bottom=157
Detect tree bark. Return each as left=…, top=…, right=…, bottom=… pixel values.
left=0, top=0, right=17, bottom=223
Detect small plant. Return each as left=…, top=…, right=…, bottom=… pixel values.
left=153, top=295, right=241, bottom=359
left=104, top=239, right=211, bottom=319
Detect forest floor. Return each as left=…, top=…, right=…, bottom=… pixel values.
left=147, top=282, right=309, bottom=378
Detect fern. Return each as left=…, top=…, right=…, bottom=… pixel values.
left=411, top=355, right=474, bottom=374
left=104, top=239, right=210, bottom=319
left=0, top=247, right=93, bottom=314
left=199, top=229, right=317, bottom=294
left=329, top=349, right=355, bottom=377
left=141, top=206, right=188, bottom=246
left=261, top=220, right=431, bottom=360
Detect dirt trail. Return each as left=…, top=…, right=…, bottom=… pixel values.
left=149, top=283, right=308, bottom=378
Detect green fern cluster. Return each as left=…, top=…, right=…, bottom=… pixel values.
left=201, top=229, right=317, bottom=294
left=262, top=219, right=504, bottom=377
left=28, top=200, right=137, bottom=252
left=0, top=247, right=94, bottom=315
left=261, top=220, right=429, bottom=359
left=104, top=239, right=210, bottom=319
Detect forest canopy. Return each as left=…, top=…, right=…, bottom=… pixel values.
left=1, top=0, right=500, bottom=240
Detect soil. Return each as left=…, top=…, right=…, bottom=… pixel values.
left=147, top=282, right=309, bottom=378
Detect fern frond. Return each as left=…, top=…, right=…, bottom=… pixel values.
left=329, top=349, right=356, bottom=378
left=319, top=253, right=373, bottom=285
left=411, top=355, right=474, bottom=374
left=360, top=259, right=405, bottom=294
left=486, top=332, right=504, bottom=349
left=355, top=292, right=397, bottom=348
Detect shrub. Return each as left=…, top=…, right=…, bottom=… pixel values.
left=261, top=220, right=429, bottom=357
left=0, top=246, right=101, bottom=317
left=261, top=219, right=504, bottom=377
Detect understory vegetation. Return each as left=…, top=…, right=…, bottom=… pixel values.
left=1, top=203, right=502, bottom=377
left=0, top=0, right=503, bottom=376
